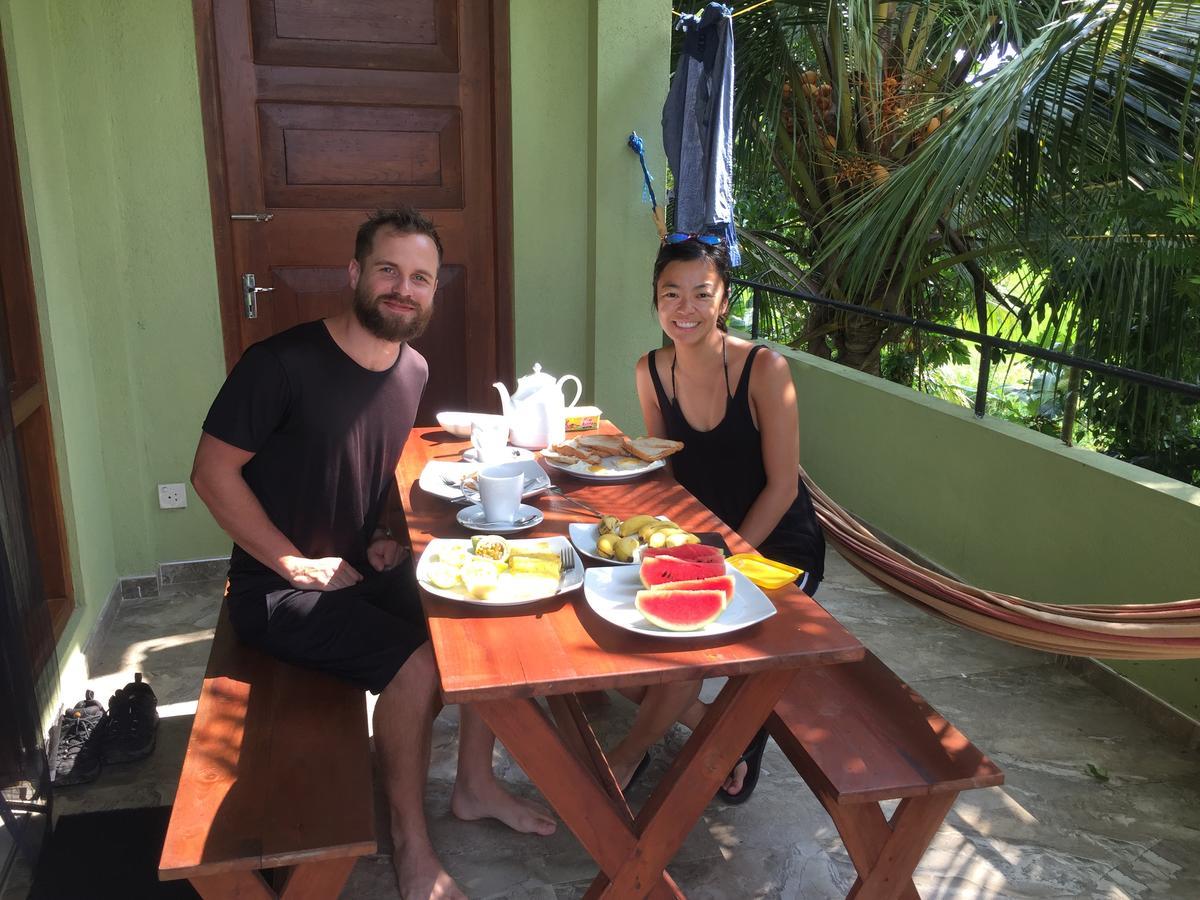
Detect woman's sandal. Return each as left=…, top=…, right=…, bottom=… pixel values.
left=622, top=751, right=653, bottom=798
left=717, top=727, right=769, bottom=805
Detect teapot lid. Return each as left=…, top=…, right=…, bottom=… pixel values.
left=514, top=363, right=558, bottom=399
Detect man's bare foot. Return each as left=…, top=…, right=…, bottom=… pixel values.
left=392, top=837, right=466, bottom=900
left=451, top=778, right=557, bottom=835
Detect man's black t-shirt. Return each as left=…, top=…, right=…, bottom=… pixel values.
left=202, top=320, right=427, bottom=591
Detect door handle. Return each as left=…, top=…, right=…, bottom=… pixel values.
left=230, top=212, right=274, bottom=222
left=242, top=273, right=274, bottom=319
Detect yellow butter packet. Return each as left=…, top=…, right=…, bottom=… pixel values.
left=564, top=405, right=602, bottom=432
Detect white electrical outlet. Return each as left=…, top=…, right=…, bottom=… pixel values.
left=158, top=483, right=187, bottom=509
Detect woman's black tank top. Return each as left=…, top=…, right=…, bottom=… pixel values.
left=648, top=344, right=825, bottom=581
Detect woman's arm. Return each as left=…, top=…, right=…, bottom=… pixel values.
left=736, top=350, right=800, bottom=548
left=634, top=352, right=668, bottom=438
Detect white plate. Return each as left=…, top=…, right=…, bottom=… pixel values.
left=436, top=411, right=507, bottom=438
left=542, top=454, right=665, bottom=482
left=456, top=503, right=544, bottom=534
left=462, top=446, right=536, bottom=463
left=567, top=520, right=669, bottom=565
left=416, top=535, right=582, bottom=606
left=569, top=523, right=633, bottom=564
left=583, top=565, right=776, bottom=639
left=418, top=459, right=550, bottom=501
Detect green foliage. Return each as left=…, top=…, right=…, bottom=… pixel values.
left=729, top=0, right=1200, bottom=485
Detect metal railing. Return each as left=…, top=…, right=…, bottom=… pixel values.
left=733, top=277, right=1200, bottom=421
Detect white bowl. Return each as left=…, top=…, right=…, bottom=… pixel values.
left=436, top=411, right=507, bottom=438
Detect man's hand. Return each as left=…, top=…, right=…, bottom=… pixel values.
left=367, top=538, right=406, bottom=572
left=282, top=556, right=363, bottom=591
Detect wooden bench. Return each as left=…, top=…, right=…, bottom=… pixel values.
left=159, top=602, right=376, bottom=899
left=767, top=650, right=1004, bottom=900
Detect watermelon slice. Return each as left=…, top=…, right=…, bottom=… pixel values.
left=635, top=589, right=726, bottom=631
left=651, top=574, right=735, bottom=606
left=642, top=544, right=725, bottom=565
left=640, top=556, right=727, bottom=588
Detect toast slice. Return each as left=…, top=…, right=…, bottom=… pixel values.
left=575, top=434, right=629, bottom=458
left=623, top=436, right=684, bottom=462
left=548, top=442, right=601, bottom=464
left=541, top=451, right=581, bottom=467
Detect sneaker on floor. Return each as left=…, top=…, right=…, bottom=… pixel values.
left=103, top=672, right=159, bottom=764
left=50, top=690, right=106, bottom=787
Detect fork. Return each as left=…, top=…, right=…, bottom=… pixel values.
left=558, top=545, right=578, bottom=589
left=441, top=473, right=468, bottom=487
left=441, top=472, right=478, bottom=501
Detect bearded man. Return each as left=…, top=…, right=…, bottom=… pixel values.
left=191, top=207, right=554, bottom=900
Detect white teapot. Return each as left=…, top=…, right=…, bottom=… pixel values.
left=494, top=363, right=583, bottom=449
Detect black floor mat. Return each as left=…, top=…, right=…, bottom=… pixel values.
left=29, top=807, right=198, bottom=899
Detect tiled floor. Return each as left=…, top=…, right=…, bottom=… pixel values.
left=5, top=549, right=1199, bottom=899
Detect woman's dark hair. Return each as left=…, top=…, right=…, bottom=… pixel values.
left=651, top=238, right=733, bottom=332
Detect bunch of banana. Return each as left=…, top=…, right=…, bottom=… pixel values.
left=595, top=514, right=701, bottom=561
left=598, top=515, right=622, bottom=535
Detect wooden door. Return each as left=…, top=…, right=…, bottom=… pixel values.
left=194, top=0, right=513, bottom=423
left=0, top=36, right=73, bottom=643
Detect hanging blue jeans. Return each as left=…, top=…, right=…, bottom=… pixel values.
left=662, top=2, right=740, bottom=265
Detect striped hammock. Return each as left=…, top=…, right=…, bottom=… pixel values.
left=803, top=471, right=1200, bottom=660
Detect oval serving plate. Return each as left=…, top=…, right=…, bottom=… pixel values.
left=541, top=454, right=665, bottom=482
left=416, top=535, right=582, bottom=606
left=583, top=565, right=775, bottom=639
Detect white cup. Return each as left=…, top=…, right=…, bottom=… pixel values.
left=471, top=420, right=511, bottom=464
left=477, top=465, right=525, bottom=524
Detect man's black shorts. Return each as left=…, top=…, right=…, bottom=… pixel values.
left=225, top=561, right=427, bottom=694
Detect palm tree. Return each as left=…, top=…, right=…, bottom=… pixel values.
left=730, top=0, right=1200, bottom=433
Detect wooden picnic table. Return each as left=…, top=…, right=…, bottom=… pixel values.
left=398, top=425, right=865, bottom=898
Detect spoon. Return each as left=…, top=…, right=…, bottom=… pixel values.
left=474, top=509, right=541, bottom=529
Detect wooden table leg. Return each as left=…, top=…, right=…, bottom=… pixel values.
left=546, top=694, right=634, bottom=821
left=475, top=696, right=683, bottom=899
left=278, top=857, right=358, bottom=899
left=844, top=793, right=957, bottom=900
left=599, top=669, right=799, bottom=898
left=186, top=856, right=357, bottom=900
left=189, top=869, right=275, bottom=899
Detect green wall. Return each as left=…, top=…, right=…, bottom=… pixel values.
left=2, top=0, right=118, bottom=676
left=1, top=0, right=674, bottom=685
left=510, top=2, right=591, bottom=405
left=1, top=0, right=229, bottom=677
left=510, top=0, right=670, bottom=433
left=778, top=343, right=1200, bottom=720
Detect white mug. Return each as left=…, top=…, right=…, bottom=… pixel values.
left=477, top=466, right=525, bottom=524
left=470, top=420, right=511, bottom=464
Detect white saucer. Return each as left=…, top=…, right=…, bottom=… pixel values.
left=456, top=503, right=544, bottom=534
left=462, top=446, right=536, bottom=463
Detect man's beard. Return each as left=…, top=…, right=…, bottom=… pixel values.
left=353, top=285, right=433, bottom=343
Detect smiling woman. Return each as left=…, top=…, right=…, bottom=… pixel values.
left=638, top=238, right=823, bottom=575
left=653, top=249, right=730, bottom=342
left=608, top=235, right=830, bottom=805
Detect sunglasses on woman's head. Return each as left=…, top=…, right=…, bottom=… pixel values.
left=664, top=232, right=722, bottom=246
